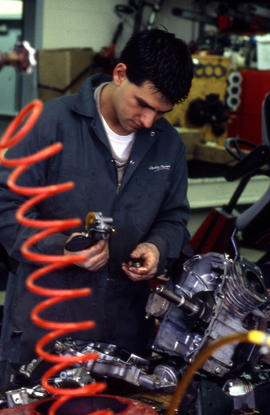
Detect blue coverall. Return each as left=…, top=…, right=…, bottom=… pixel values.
left=0, top=74, right=190, bottom=389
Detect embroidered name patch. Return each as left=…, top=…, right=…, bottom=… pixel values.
left=148, top=164, right=171, bottom=172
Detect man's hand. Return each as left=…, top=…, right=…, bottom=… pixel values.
left=64, top=238, right=109, bottom=271
left=122, top=242, right=160, bottom=282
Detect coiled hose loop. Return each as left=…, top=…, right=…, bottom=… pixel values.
left=0, top=100, right=110, bottom=415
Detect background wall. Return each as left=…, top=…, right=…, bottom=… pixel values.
left=40, top=0, right=201, bottom=55
left=0, top=0, right=215, bottom=119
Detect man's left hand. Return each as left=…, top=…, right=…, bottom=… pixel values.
left=122, top=242, right=160, bottom=281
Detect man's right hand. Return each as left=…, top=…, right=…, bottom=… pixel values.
left=64, top=238, right=109, bottom=271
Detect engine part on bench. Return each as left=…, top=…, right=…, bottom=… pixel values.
left=228, top=70, right=242, bottom=86
left=186, top=94, right=228, bottom=136
left=193, top=61, right=227, bottom=79
left=226, top=95, right=240, bottom=112
left=64, top=211, right=114, bottom=251
left=223, top=378, right=254, bottom=398
left=55, top=341, right=180, bottom=392
left=2, top=252, right=270, bottom=410
left=4, top=340, right=179, bottom=409
left=3, top=385, right=48, bottom=408
left=146, top=252, right=269, bottom=378
left=226, top=70, right=242, bottom=111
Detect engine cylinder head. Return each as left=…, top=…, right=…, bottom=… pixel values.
left=223, top=259, right=267, bottom=316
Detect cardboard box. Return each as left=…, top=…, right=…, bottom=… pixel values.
left=256, top=34, right=270, bottom=70
left=175, top=127, right=203, bottom=160
left=38, top=48, right=94, bottom=102
left=194, top=142, right=238, bottom=165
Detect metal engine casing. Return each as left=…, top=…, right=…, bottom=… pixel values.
left=146, top=252, right=269, bottom=377
left=2, top=252, right=270, bottom=410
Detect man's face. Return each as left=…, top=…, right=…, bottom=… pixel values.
left=112, top=65, right=173, bottom=135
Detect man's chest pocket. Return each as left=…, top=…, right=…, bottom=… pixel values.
left=134, top=170, right=170, bottom=204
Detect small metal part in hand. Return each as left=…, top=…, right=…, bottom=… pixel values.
left=130, top=258, right=144, bottom=269
left=65, top=211, right=114, bottom=252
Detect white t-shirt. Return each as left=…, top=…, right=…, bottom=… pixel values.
left=94, top=83, right=135, bottom=189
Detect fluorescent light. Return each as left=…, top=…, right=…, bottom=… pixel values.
left=0, top=0, right=23, bottom=19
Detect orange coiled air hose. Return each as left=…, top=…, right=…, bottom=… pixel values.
left=0, top=100, right=111, bottom=415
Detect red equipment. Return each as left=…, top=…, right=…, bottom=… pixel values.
left=0, top=395, right=157, bottom=415
left=228, top=70, right=270, bottom=146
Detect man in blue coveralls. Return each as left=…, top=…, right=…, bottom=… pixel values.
left=0, top=28, right=193, bottom=390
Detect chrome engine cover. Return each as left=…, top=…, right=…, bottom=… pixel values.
left=146, top=252, right=269, bottom=377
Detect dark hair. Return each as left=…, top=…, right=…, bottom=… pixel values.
left=119, top=29, right=193, bottom=105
